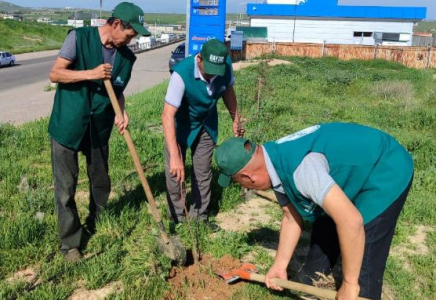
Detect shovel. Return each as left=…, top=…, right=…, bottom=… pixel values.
left=216, top=263, right=372, bottom=300
left=104, top=79, right=186, bottom=265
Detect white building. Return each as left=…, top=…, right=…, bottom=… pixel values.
left=37, top=17, right=51, bottom=23
left=67, top=19, right=84, bottom=28
left=3, top=14, right=21, bottom=21
left=91, top=19, right=107, bottom=27
left=247, top=0, right=427, bottom=46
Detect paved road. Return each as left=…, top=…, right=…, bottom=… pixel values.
left=0, top=44, right=175, bottom=125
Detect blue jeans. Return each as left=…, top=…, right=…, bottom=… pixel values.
left=294, top=178, right=413, bottom=300
left=51, top=132, right=110, bottom=254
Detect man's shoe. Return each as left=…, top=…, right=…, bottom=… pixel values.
left=84, top=216, right=97, bottom=234
left=64, top=248, right=82, bottom=263
left=201, top=220, right=221, bottom=232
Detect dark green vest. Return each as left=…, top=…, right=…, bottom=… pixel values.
left=173, top=55, right=232, bottom=147
left=48, top=27, right=136, bottom=150
left=263, top=123, right=414, bottom=224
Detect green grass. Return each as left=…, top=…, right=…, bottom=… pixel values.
left=415, top=21, right=436, bottom=34
left=1, top=56, right=435, bottom=299
left=0, top=19, right=72, bottom=53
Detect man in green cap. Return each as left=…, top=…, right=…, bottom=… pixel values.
left=162, top=39, right=244, bottom=227
left=215, top=123, right=414, bottom=300
left=48, top=2, right=150, bottom=262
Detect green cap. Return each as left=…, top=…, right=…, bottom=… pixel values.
left=112, top=2, right=151, bottom=36
left=200, top=39, right=228, bottom=76
left=215, top=137, right=257, bottom=187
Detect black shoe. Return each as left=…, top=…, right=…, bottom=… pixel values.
left=84, top=216, right=97, bottom=234
left=201, top=220, right=221, bottom=232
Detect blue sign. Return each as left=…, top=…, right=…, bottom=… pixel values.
left=187, top=0, right=226, bottom=56
left=230, top=31, right=243, bottom=50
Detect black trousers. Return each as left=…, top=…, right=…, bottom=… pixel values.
left=295, top=178, right=413, bottom=300
left=51, top=133, right=110, bottom=254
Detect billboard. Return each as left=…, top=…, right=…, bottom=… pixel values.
left=186, top=0, right=226, bottom=56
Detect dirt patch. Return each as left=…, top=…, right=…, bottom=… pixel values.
left=165, top=255, right=244, bottom=300
left=233, top=59, right=292, bottom=71
left=68, top=281, right=122, bottom=300
left=392, top=225, right=433, bottom=257
left=23, top=36, right=43, bottom=42
left=381, top=285, right=396, bottom=300
left=215, top=197, right=276, bottom=232
left=75, top=190, right=118, bottom=202
left=6, top=266, right=39, bottom=284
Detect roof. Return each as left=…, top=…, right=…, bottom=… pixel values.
left=247, top=0, right=426, bottom=21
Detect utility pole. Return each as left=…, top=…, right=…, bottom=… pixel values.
left=99, top=0, right=102, bottom=19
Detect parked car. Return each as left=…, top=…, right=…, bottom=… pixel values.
left=169, top=43, right=185, bottom=71
left=0, top=51, right=16, bottom=67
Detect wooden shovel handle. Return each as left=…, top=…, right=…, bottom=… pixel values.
left=104, top=79, right=168, bottom=239
left=248, top=273, right=371, bottom=300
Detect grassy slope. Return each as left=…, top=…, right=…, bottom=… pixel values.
left=0, top=19, right=71, bottom=53
left=415, top=21, right=436, bottom=33
left=0, top=57, right=435, bottom=299
left=0, top=1, right=22, bottom=12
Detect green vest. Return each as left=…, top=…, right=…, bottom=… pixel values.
left=173, top=55, right=232, bottom=147
left=48, top=27, right=136, bottom=150
left=263, top=123, right=414, bottom=224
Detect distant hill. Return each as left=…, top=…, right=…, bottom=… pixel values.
left=415, top=21, right=436, bottom=34
left=0, top=1, right=25, bottom=12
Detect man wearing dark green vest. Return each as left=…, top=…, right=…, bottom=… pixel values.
left=215, top=123, right=414, bottom=300
left=48, top=2, right=150, bottom=262
left=162, top=39, right=244, bottom=227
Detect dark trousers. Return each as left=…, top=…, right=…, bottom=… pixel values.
left=164, top=128, right=215, bottom=222
left=295, top=179, right=413, bottom=300
left=51, top=134, right=110, bottom=253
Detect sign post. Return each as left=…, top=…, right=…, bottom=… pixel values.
left=230, top=30, right=243, bottom=50
left=186, top=0, right=227, bottom=57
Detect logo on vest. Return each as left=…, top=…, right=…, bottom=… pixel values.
left=276, top=125, right=320, bottom=144
left=114, top=76, right=125, bottom=87
left=209, top=54, right=224, bottom=64
left=302, top=202, right=317, bottom=214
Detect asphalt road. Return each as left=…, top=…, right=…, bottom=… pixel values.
left=0, top=43, right=176, bottom=124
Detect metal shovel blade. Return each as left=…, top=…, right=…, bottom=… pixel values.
left=157, top=233, right=187, bottom=266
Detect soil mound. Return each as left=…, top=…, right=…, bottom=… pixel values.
left=165, top=255, right=244, bottom=300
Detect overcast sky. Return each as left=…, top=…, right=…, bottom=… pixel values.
left=7, top=0, right=435, bottom=19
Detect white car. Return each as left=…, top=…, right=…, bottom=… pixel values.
left=0, top=51, right=16, bottom=67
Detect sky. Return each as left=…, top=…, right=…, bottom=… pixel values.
left=6, top=0, right=435, bottom=20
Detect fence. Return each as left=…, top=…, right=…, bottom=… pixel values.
left=412, top=36, right=436, bottom=47
left=235, top=41, right=436, bottom=69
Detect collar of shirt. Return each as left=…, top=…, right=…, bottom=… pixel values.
left=262, top=145, right=285, bottom=194
left=194, top=54, right=217, bottom=85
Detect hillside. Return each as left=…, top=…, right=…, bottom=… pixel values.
left=0, top=1, right=25, bottom=12
left=415, top=21, right=436, bottom=34
left=0, top=19, right=71, bottom=53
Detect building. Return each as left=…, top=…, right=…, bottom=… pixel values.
left=37, top=17, right=51, bottom=23
left=2, top=14, right=22, bottom=21
left=91, top=19, right=107, bottom=27
left=67, top=19, right=84, bottom=28
left=247, top=0, right=427, bottom=46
